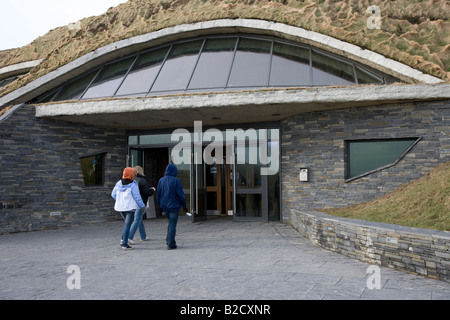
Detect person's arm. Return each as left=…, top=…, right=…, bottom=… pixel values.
left=176, top=180, right=187, bottom=211
left=111, top=183, right=118, bottom=200
left=131, top=182, right=146, bottom=208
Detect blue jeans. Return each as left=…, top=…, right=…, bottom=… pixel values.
left=164, top=210, right=179, bottom=248
left=129, top=207, right=146, bottom=240
left=120, top=211, right=135, bottom=247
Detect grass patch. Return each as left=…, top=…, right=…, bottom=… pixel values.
left=321, top=161, right=450, bottom=231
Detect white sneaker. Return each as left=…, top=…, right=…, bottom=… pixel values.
left=140, top=237, right=149, bottom=242
left=120, top=239, right=136, bottom=245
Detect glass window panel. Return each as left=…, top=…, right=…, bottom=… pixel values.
left=188, top=38, right=237, bottom=89
left=227, top=38, right=271, bottom=87
left=236, top=164, right=262, bottom=189
left=0, top=76, right=17, bottom=88
left=312, top=51, right=355, bottom=86
left=151, top=40, right=203, bottom=92
left=79, top=153, right=105, bottom=186
left=270, top=42, right=310, bottom=86
left=356, top=66, right=382, bottom=84
left=116, top=47, right=169, bottom=96
left=348, top=139, right=417, bottom=179
left=53, top=69, right=98, bottom=101
left=236, top=194, right=262, bottom=218
left=82, top=56, right=135, bottom=99
left=128, top=135, right=138, bottom=145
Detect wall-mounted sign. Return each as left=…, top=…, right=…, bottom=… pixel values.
left=299, top=168, right=309, bottom=182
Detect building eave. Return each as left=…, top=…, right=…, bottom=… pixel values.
left=34, top=83, right=450, bottom=129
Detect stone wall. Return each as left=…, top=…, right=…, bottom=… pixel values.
left=290, top=210, right=450, bottom=281
left=281, top=100, right=450, bottom=222
left=0, top=104, right=126, bottom=234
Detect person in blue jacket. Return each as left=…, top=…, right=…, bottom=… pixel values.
left=156, top=163, right=187, bottom=250
left=111, top=167, right=146, bottom=250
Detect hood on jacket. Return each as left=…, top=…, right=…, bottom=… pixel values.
left=164, top=163, right=178, bottom=177
left=117, top=179, right=135, bottom=190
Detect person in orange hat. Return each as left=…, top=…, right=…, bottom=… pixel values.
left=111, top=167, right=146, bottom=250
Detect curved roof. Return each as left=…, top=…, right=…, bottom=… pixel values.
left=32, top=33, right=399, bottom=103
left=0, top=0, right=448, bottom=104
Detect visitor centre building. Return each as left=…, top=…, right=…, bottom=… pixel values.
left=0, top=15, right=449, bottom=233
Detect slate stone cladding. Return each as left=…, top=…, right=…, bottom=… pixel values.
left=281, top=100, right=450, bottom=222
left=0, top=105, right=126, bottom=234
left=291, top=210, right=450, bottom=281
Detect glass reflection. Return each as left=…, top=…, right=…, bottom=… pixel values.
left=151, top=40, right=203, bottom=92
left=116, top=47, right=169, bottom=96
left=270, top=42, right=310, bottom=86
left=32, top=35, right=397, bottom=103
left=82, top=56, right=135, bottom=99
left=228, top=38, right=271, bottom=87
left=356, top=66, right=382, bottom=84
left=189, top=37, right=237, bottom=89
left=53, top=69, right=98, bottom=101
left=312, top=50, right=354, bottom=86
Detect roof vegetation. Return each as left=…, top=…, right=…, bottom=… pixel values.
left=0, top=0, right=449, bottom=101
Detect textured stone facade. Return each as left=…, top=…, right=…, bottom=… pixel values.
left=291, top=210, right=450, bottom=281
left=281, top=99, right=450, bottom=222
left=0, top=104, right=125, bottom=233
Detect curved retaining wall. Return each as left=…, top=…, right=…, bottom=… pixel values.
left=290, top=211, right=450, bottom=282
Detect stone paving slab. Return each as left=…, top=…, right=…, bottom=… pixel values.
left=0, top=216, right=449, bottom=301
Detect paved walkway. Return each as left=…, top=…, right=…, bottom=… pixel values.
left=1, top=216, right=449, bottom=300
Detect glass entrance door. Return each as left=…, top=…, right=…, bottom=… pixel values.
left=190, top=150, right=207, bottom=222
left=233, top=148, right=267, bottom=221
left=127, top=124, right=280, bottom=223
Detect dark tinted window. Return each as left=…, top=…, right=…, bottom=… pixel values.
left=79, top=153, right=105, bottom=186
left=53, top=69, right=98, bottom=101
left=312, top=50, right=354, bottom=86
left=228, top=38, right=271, bottom=87
left=270, top=42, right=310, bottom=86
left=30, top=35, right=399, bottom=102
left=116, top=47, right=169, bottom=96
left=189, top=38, right=237, bottom=89
left=356, top=66, right=383, bottom=84
left=82, top=56, right=135, bottom=99
left=151, top=40, right=203, bottom=92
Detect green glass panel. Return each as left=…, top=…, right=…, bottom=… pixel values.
left=348, top=139, right=417, bottom=178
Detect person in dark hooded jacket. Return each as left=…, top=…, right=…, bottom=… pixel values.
left=156, top=163, right=187, bottom=249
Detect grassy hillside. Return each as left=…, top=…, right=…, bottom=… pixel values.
left=321, top=161, right=450, bottom=231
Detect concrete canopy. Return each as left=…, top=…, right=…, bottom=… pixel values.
left=35, top=83, right=450, bottom=129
